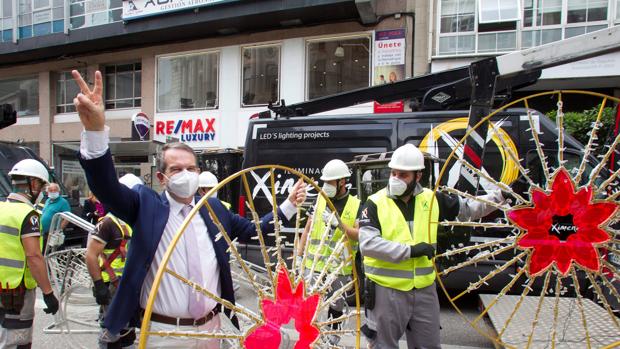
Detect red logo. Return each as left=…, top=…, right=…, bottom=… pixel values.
left=508, top=168, right=618, bottom=276
left=154, top=118, right=216, bottom=142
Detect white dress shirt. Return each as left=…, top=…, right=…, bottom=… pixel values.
left=80, top=127, right=298, bottom=318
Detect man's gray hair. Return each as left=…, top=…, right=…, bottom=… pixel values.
left=156, top=142, right=196, bottom=173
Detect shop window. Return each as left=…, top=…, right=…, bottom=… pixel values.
left=478, top=0, right=520, bottom=23
left=242, top=45, right=280, bottom=106
left=567, top=0, right=608, bottom=23
left=306, top=36, right=370, bottom=100
left=69, top=0, right=122, bottom=30
left=17, top=0, right=63, bottom=39
left=157, top=51, right=219, bottom=112
left=104, top=62, right=141, bottom=109
left=56, top=70, right=85, bottom=114
left=0, top=75, right=39, bottom=116
left=1, top=0, right=13, bottom=42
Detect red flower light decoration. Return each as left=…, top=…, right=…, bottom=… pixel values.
left=507, top=168, right=618, bottom=276
left=244, top=265, right=320, bottom=349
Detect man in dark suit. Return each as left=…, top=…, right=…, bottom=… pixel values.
left=71, top=70, right=307, bottom=348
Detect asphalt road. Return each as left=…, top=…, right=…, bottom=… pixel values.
left=31, top=287, right=495, bottom=349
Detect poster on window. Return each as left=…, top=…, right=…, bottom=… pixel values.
left=154, top=112, right=220, bottom=149
left=373, top=29, right=406, bottom=113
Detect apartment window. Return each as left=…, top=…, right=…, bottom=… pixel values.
left=439, top=0, right=476, bottom=54
left=18, top=0, right=63, bottom=38
left=242, top=45, right=280, bottom=106
left=1, top=0, right=13, bottom=42
left=56, top=70, right=85, bottom=114
left=104, top=62, right=141, bottom=109
left=478, top=0, right=520, bottom=23
left=616, top=0, right=620, bottom=21
left=157, top=52, right=219, bottom=112
left=567, top=0, right=608, bottom=23
left=70, top=0, right=122, bottom=30
left=306, top=36, right=371, bottom=100
left=0, top=76, right=39, bottom=116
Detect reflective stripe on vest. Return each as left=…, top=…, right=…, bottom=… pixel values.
left=0, top=201, right=38, bottom=289
left=363, top=188, right=439, bottom=291
left=221, top=200, right=231, bottom=210
left=99, top=214, right=132, bottom=283
left=305, top=194, right=360, bottom=275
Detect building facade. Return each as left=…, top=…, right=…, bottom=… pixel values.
left=0, top=0, right=429, bottom=198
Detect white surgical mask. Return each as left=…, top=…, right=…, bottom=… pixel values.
left=322, top=183, right=337, bottom=198
left=48, top=192, right=60, bottom=199
left=165, top=170, right=199, bottom=199
left=388, top=176, right=408, bottom=197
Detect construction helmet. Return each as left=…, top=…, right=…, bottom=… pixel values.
left=199, top=171, right=219, bottom=188
left=8, top=159, right=49, bottom=183
left=320, top=159, right=351, bottom=181
left=388, top=144, right=425, bottom=171
left=119, top=173, right=143, bottom=189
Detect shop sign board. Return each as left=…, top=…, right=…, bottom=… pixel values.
left=123, top=0, right=236, bottom=20
left=154, top=112, right=220, bottom=149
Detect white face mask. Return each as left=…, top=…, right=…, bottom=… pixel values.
left=165, top=170, right=199, bottom=199
left=388, top=176, right=408, bottom=197
left=48, top=192, right=60, bottom=200
left=322, top=183, right=337, bottom=198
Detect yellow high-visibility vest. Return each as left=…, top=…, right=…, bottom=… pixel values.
left=99, top=214, right=132, bottom=283
left=305, top=194, right=360, bottom=275
left=0, top=201, right=39, bottom=289
left=363, top=188, right=438, bottom=291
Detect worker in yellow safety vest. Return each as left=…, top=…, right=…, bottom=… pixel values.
left=85, top=173, right=142, bottom=349
left=0, top=159, right=59, bottom=348
left=198, top=171, right=231, bottom=209
left=358, top=144, right=506, bottom=349
left=298, top=159, right=361, bottom=346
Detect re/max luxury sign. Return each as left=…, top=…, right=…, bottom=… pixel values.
left=122, top=0, right=237, bottom=20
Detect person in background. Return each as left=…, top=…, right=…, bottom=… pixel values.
left=86, top=174, right=143, bottom=349
left=41, top=182, right=71, bottom=250
left=297, top=159, right=361, bottom=346
left=83, top=192, right=105, bottom=225
left=198, top=171, right=231, bottom=209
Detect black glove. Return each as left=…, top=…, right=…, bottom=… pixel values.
left=410, top=242, right=435, bottom=259
left=43, top=291, right=59, bottom=314
left=93, top=279, right=110, bottom=306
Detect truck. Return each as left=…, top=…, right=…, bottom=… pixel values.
left=240, top=26, right=620, bottom=294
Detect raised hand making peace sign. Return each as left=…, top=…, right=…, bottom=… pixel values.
left=71, top=70, right=105, bottom=131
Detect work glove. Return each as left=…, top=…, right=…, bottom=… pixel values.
left=93, top=279, right=110, bottom=306
left=410, top=242, right=435, bottom=259
left=43, top=291, right=59, bottom=314
left=322, top=210, right=340, bottom=228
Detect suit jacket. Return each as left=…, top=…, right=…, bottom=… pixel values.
left=79, top=150, right=286, bottom=334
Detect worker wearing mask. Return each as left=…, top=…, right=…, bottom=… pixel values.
left=298, top=159, right=361, bottom=346
left=0, top=159, right=59, bottom=348
left=359, top=143, right=506, bottom=349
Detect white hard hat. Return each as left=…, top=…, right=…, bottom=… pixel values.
left=8, top=159, right=49, bottom=183
left=320, top=159, right=351, bottom=181
left=119, top=173, right=143, bottom=189
left=388, top=144, right=425, bottom=171
left=199, top=171, right=218, bottom=188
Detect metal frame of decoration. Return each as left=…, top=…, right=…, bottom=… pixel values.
left=431, top=90, right=620, bottom=349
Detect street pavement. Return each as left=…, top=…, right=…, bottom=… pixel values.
left=31, top=288, right=495, bottom=348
